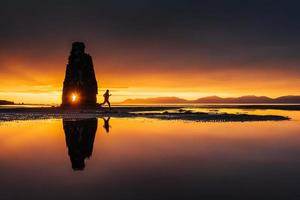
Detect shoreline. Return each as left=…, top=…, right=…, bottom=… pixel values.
left=2, top=104, right=300, bottom=110
left=0, top=106, right=291, bottom=122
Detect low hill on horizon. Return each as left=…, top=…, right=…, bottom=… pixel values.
left=121, top=97, right=189, bottom=104
left=0, top=100, right=14, bottom=105
left=121, top=95, right=300, bottom=104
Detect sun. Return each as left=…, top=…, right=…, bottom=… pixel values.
left=71, top=93, right=78, bottom=103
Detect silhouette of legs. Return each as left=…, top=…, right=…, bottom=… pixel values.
left=101, top=100, right=111, bottom=110
left=102, top=117, right=111, bottom=133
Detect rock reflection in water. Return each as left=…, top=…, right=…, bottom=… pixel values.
left=63, top=118, right=98, bottom=170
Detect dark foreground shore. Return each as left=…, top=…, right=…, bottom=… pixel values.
left=0, top=105, right=291, bottom=122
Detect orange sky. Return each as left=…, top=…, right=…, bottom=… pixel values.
left=1, top=53, right=300, bottom=104
left=1, top=1, right=300, bottom=104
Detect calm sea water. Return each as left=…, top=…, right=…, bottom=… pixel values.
left=0, top=108, right=300, bottom=199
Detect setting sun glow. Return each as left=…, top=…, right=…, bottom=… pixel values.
left=71, top=93, right=78, bottom=103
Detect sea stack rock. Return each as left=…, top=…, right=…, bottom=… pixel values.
left=61, top=42, right=98, bottom=107
left=63, top=118, right=98, bottom=170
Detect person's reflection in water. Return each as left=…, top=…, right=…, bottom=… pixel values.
left=102, top=117, right=111, bottom=134
left=63, top=118, right=98, bottom=171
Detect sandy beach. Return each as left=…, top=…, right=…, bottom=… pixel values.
left=0, top=105, right=292, bottom=122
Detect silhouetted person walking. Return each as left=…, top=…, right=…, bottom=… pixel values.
left=101, top=89, right=111, bottom=109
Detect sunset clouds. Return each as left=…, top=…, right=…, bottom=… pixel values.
left=1, top=0, right=300, bottom=103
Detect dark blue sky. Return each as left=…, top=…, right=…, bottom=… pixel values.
left=1, top=1, right=300, bottom=51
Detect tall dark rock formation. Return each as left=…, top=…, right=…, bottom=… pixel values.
left=62, top=42, right=98, bottom=107
left=63, top=118, right=98, bottom=170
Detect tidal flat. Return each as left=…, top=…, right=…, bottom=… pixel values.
left=0, top=105, right=292, bottom=122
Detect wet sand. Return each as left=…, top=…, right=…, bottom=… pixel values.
left=0, top=106, right=290, bottom=122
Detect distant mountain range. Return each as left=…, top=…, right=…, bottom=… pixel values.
left=0, top=100, right=14, bottom=105
left=121, top=95, right=300, bottom=104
